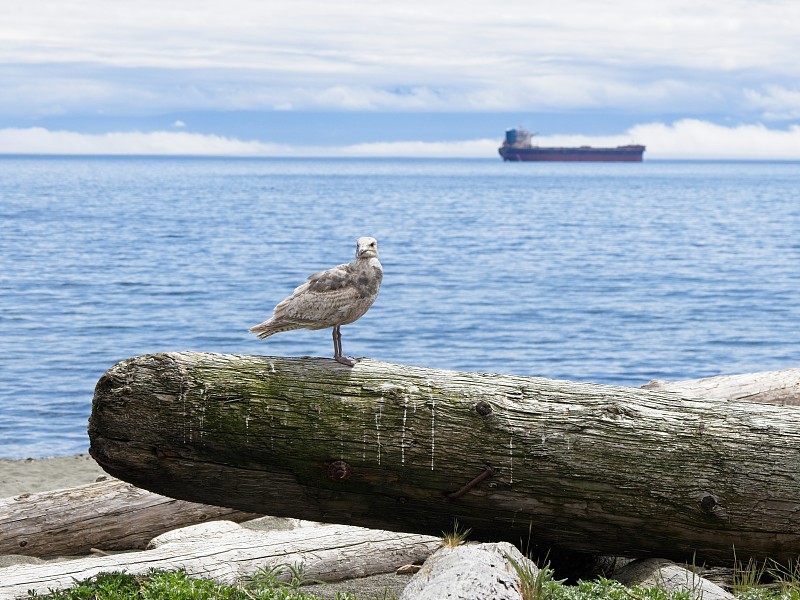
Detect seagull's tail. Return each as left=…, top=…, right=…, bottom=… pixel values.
left=248, top=320, right=301, bottom=339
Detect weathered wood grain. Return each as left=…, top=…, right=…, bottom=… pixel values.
left=0, top=478, right=259, bottom=557
left=89, top=352, right=800, bottom=566
left=643, top=368, right=800, bottom=405
left=0, top=520, right=439, bottom=598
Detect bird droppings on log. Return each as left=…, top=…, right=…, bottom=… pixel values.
left=89, top=353, right=800, bottom=566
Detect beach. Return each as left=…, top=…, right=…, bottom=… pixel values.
left=0, top=454, right=107, bottom=498
left=0, top=454, right=412, bottom=598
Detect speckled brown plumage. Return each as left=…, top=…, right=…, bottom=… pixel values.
left=249, top=237, right=382, bottom=366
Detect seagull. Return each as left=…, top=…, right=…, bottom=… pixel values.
left=249, top=237, right=383, bottom=366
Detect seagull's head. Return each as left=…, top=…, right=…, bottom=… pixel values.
left=356, top=237, right=379, bottom=259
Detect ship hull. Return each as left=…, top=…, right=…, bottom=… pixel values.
left=499, top=146, right=645, bottom=162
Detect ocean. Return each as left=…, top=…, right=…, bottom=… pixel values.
left=1, top=156, right=799, bottom=459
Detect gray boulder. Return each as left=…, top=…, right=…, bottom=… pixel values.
left=614, top=558, right=733, bottom=600
left=400, top=541, right=534, bottom=600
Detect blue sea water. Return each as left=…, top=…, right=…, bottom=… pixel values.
left=1, top=156, right=799, bottom=458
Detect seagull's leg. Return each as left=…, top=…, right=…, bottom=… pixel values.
left=332, top=326, right=341, bottom=357
left=333, top=325, right=356, bottom=367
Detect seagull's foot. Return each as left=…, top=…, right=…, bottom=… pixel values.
left=335, top=355, right=357, bottom=367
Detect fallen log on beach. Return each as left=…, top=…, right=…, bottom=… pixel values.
left=0, top=478, right=260, bottom=557
left=642, top=367, right=800, bottom=405
left=0, top=520, right=439, bottom=598
left=89, top=352, right=800, bottom=566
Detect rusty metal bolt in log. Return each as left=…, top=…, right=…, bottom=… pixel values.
left=326, top=460, right=352, bottom=481
left=446, top=466, right=496, bottom=499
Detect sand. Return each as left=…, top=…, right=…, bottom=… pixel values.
left=0, top=454, right=413, bottom=598
left=0, top=454, right=108, bottom=498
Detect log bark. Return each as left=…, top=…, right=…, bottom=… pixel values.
left=89, top=352, right=800, bottom=566
left=0, top=478, right=260, bottom=557
left=642, top=368, right=800, bottom=405
left=0, top=520, right=439, bottom=598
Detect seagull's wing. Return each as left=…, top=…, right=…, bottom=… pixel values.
left=305, top=263, right=354, bottom=292
left=274, top=263, right=361, bottom=327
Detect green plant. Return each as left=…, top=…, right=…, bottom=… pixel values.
left=245, top=562, right=324, bottom=591
left=24, top=569, right=327, bottom=600
left=27, top=570, right=242, bottom=600
left=440, top=518, right=471, bottom=548
left=766, top=557, right=800, bottom=597
left=506, top=552, right=565, bottom=600
left=732, top=554, right=767, bottom=596
left=245, top=563, right=285, bottom=589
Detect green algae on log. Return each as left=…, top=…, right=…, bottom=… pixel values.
left=89, top=352, right=800, bottom=566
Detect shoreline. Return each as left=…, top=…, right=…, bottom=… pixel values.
left=0, top=454, right=107, bottom=498
left=0, top=453, right=412, bottom=598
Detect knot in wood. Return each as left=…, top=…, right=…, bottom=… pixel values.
left=699, top=494, right=718, bottom=514
left=475, top=401, right=493, bottom=416
left=327, top=460, right=352, bottom=481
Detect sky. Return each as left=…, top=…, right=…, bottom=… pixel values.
left=1, top=0, right=799, bottom=158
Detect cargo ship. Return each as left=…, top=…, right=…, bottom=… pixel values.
left=498, top=128, right=645, bottom=162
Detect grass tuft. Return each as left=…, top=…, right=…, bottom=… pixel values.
left=440, top=518, right=471, bottom=548
left=765, top=557, right=800, bottom=598
left=244, top=562, right=324, bottom=591
left=732, top=556, right=767, bottom=596
left=506, top=552, right=565, bottom=600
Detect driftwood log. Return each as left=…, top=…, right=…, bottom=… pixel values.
left=643, top=368, right=800, bottom=405
left=0, top=520, right=439, bottom=598
left=0, top=478, right=260, bottom=557
left=89, top=352, right=800, bottom=566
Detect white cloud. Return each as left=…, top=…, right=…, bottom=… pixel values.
left=744, top=85, right=800, bottom=120
left=2, top=121, right=799, bottom=159
left=172, top=120, right=187, bottom=128
left=3, top=0, right=797, bottom=74
left=339, top=139, right=498, bottom=158
left=0, top=128, right=285, bottom=156
left=628, top=119, right=800, bottom=159
left=0, top=1, right=798, bottom=117
left=530, top=120, right=800, bottom=159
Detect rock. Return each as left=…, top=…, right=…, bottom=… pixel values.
left=613, top=558, right=734, bottom=600
left=400, top=541, right=534, bottom=600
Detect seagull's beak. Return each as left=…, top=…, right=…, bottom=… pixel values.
left=356, top=238, right=378, bottom=258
